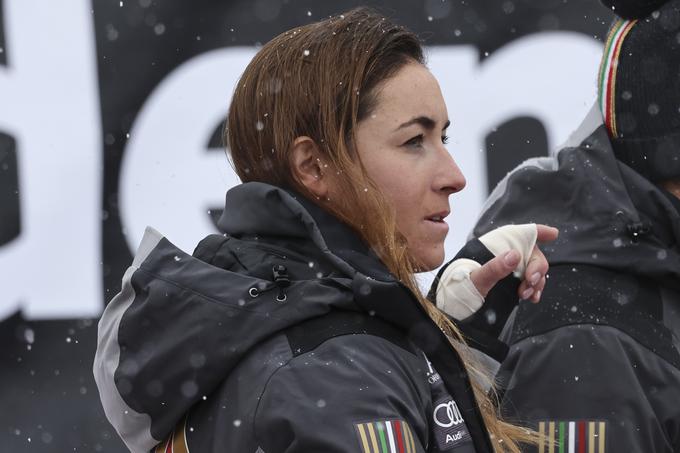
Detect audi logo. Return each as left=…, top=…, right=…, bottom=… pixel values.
left=433, top=400, right=464, bottom=428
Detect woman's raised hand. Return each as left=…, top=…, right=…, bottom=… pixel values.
left=469, top=224, right=558, bottom=303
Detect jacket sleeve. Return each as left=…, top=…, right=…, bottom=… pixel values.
left=498, top=322, right=680, bottom=452
left=428, top=238, right=521, bottom=362
left=253, top=334, right=430, bottom=453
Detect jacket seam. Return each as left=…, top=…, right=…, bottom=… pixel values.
left=512, top=321, right=680, bottom=371
left=207, top=236, right=229, bottom=264
left=252, top=353, right=297, bottom=450
left=289, top=331, right=420, bottom=358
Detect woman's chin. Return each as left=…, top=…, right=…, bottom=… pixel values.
left=411, top=247, right=445, bottom=273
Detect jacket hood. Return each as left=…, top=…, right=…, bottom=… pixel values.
left=474, top=103, right=680, bottom=289
left=93, top=183, right=393, bottom=453
left=218, top=182, right=395, bottom=281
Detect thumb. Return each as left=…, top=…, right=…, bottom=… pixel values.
left=469, top=250, right=520, bottom=297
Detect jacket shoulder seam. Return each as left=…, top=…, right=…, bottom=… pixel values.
left=512, top=322, right=680, bottom=371
left=292, top=330, right=420, bottom=357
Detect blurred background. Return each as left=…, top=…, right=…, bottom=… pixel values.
left=0, top=0, right=614, bottom=451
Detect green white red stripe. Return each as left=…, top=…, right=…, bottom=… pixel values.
left=355, top=419, right=416, bottom=453
left=598, top=19, right=637, bottom=137
left=538, top=420, right=607, bottom=453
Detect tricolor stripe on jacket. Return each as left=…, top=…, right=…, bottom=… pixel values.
left=538, top=420, right=607, bottom=453
left=355, top=420, right=416, bottom=453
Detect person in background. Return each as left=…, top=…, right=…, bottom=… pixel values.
left=93, top=7, right=558, bottom=453
left=432, top=0, right=680, bottom=451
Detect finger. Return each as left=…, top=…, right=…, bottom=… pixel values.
left=536, top=224, right=559, bottom=243
left=518, top=280, right=535, bottom=300
left=531, top=277, right=546, bottom=303
left=524, top=248, right=549, bottom=284
left=470, top=250, right=520, bottom=297
left=534, top=274, right=547, bottom=294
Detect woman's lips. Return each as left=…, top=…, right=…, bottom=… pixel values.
left=424, top=218, right=449, bottom=235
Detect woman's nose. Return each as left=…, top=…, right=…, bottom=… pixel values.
left=436, top=149, right=466, bottom=195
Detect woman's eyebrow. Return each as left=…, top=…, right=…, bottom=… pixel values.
left=394, top=116, right=450, bottom=131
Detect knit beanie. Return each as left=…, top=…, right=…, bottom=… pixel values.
left=598, top=0, right=680, bottom=182
left=600, top=0, right=670, bottom=19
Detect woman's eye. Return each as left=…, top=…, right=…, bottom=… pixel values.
left=441, top=135, right=450, bottom=145
left=404, top=134, right=424, bottom=147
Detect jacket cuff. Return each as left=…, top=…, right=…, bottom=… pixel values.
left=428, top=238, right=520, bottom=361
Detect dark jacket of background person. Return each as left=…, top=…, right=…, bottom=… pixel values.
left=94, top=182, right=510, bottom=453
left=471, top=105, right=680, bottom=452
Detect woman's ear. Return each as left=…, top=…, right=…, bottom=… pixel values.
left=290, top=136, right=331, bottom=199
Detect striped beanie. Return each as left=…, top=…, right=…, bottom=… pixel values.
left=598, top=0, right=680, bottom=182
left=600, top=0, right=670, bottom=19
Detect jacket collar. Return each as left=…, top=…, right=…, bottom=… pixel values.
left=217, top=182, right=394, bottom=281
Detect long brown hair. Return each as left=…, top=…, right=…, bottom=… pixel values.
left=226, top=7, right=540, bottom=452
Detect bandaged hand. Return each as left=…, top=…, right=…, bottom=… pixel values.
left=434, top=224, right=558, bottom=321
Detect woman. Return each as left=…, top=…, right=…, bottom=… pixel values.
left=94, top=8, right=555, bottom=453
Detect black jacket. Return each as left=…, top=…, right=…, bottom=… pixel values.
left=94, top=182, right=501, bottom=453
left=471, top=105, right=680, bottom=452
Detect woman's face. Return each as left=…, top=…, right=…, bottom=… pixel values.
left=353, top=62, right=466, bottom=271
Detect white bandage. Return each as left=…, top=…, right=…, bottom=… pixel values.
left=435, top=258, right=484, bottom=321
left=478, top=223, right=537, bottom=278
left=435, top=224, right=538, bottom=321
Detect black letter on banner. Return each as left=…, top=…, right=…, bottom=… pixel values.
left=485, top=116, right=549, bottom=195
